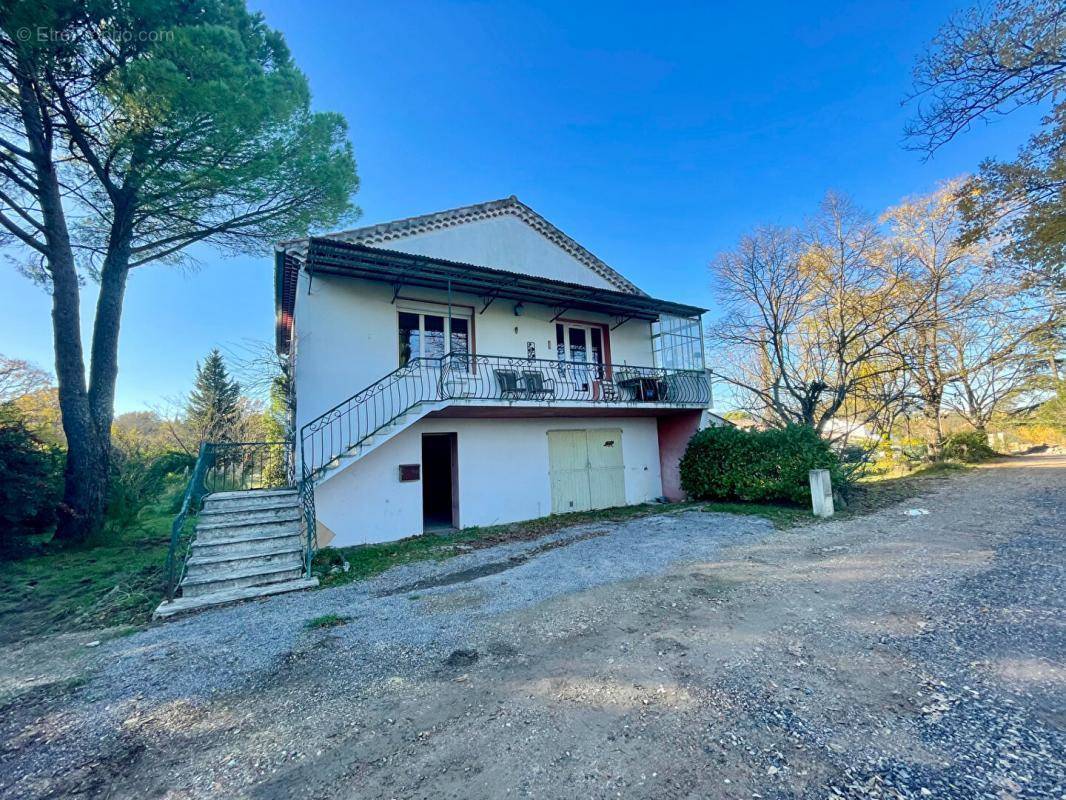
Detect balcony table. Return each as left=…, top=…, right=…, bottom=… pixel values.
left=615, top=375, right=669, bottom=402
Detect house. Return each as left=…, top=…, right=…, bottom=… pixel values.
left=155, top=197, right=713, bottom=617
left=277, top=197, right=712, bottom=547
left=821, top=417, right=875, bottom=443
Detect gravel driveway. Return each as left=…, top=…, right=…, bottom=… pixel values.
left=1, top=454, right=1063, bottom=799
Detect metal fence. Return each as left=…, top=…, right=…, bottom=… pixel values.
left=203, top=441, right=294, bottom=493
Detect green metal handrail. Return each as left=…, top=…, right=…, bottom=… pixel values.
left=162, top=442, right=216, bottom=601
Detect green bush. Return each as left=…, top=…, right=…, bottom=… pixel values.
left=680, top=424, right=842, bottom=504
left=106, top=449, right=195, bottom=531
left=0, top=407, right=62, bottom=554
left=940, top=431, right=998, bottom=463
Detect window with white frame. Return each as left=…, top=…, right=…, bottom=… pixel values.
left=397, top=302, right=471, bottom=367
left=652, top=315, right=704, bottom=371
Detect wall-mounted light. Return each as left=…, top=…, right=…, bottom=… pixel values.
left=513, top=302, right=525, bottom=316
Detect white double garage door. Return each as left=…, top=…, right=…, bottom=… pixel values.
left=547, top=428, right=625, bottom=514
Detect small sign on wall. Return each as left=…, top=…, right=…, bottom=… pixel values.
left=399, top=464, right=420, bottom=482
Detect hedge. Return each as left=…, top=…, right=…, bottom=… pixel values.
left=940, top=431, right=998, bottom=463
left=680, top=424, right=842, bottom=504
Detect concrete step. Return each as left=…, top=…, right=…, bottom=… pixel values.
left=207, top=487, right=298, bottom=503
left=192, top=530, right=305, bottom=558
left=321, top=432, right=383, bottom=466
left=196, top=515, right=301, bottom=543
left=317, top=431, right=396, bottom=476
left=180, top=562, right=305, bottom=598
left=202, top=491, right=298, bottom=514
left=199, top=504, right=301, bottom=528
left=185, top=546, right=304, bottom=580
left=154, top=577, right=319, bottom=620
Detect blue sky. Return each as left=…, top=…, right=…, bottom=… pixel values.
left=0, top=0, right=1042, bottom=412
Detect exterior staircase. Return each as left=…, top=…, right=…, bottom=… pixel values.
left=154, top=488, right=317, bottom=619
left=314, top=402, right=445, bottom=487
left=154, top=355, right=708, bottom=619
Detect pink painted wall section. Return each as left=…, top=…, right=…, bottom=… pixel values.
left=657, top=411, right=703, bottom=501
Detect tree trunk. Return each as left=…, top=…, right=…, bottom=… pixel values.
left=50, top=251, right=106, bottom=543
left=13, top=56, right=103, bottom=544
left=55, top=216, right=135, bottom=542
left=54, top=414, right=109, bottom=542
left=11, top=51, right=132, bottom=543
left=923, top=404, right=944, bottom=461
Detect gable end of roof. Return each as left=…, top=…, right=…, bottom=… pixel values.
left=283, top=196, right=644, bottom=295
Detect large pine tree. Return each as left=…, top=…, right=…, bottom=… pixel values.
left=187, top=350, right=242, bottom=444
left=0, top=1, right=358, bottom=542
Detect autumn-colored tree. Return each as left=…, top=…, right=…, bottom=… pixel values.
left=0, top=354, right=50, bottom=402
left=709, top=194, right=921, bottom=436
left=941, top=303, right=1043, bottom=432
left=883, top=180, right=1051, bottom=453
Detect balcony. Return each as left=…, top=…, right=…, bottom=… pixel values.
left=437, top=353, right=709, bottom=406
left=300, top=353, right=711, bottom=482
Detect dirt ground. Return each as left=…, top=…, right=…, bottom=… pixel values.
left=1, top=455, right=1063, bottom=799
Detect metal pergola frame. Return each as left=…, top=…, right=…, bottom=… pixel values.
left=304, top=239, right=706, bottom=320
left=276, top=239, right=707, bottom=355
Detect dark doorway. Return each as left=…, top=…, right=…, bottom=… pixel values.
left=421, top=433, right=457, bottom=531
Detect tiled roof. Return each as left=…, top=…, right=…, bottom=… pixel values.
left=280, top=196, right=643, bottom=295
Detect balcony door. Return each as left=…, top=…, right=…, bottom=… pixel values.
left=556, top=323, right=604, bottom=392
left=398, top=304, right=471, bottom=368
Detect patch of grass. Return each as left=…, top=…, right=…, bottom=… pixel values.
left=858, top=460, right=970, bottom=484
left=313, top=501, right=697, bottom=589
left=304, top=613, right=350, bottom=629
left=0, top=497, right=175, bottom=645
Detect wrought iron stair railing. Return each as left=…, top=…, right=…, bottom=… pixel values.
left=299, top=357, right=444, bottom=482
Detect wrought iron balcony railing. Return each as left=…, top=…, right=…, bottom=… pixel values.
left=439, top=353, right=710, bottom=406
left=299, top=353, right=709, bottom=483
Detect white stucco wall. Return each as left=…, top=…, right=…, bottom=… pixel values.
left=292, top=272, right=657, bottom=434
left=291, top=216, right=682, bottom=547
left=314, top=416, right=663, bottom=546
left=371, top=215, right=618, bottom=288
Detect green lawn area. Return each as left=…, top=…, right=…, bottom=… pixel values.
left=0, top=500, right=173, bottom=645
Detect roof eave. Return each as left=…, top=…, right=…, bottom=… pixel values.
left=305, top=239, right=706, bottom=319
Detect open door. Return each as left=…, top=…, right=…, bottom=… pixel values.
left=422, top=433, right=458, bottom=531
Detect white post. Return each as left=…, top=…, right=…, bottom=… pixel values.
left=809, top=469, right=834, bottom=518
